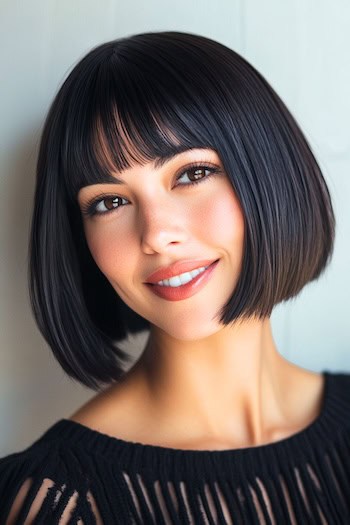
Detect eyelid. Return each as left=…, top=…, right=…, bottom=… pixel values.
left=80, top=192, right=126, bottom=216
left=173, top=160, right=221, bottom=178
left=174, top=162, right=220, bottom=185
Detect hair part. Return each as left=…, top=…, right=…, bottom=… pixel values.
left=29, top=31, right=335, bottom=390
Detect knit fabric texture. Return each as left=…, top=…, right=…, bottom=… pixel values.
left=1, top=370, right=350, bottom=524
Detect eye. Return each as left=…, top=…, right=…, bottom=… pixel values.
left=95, top=196, right=128, bottom=213
left=81, top=195, right=129, bottom=217
left=175, top=164, right=221, bottom=186
left=81, top=163, right=222, bottom=217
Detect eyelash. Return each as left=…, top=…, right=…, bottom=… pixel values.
left=80, top=163, right=222, bottom=218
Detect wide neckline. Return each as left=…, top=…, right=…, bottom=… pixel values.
left=33, top=370, right=350, bottom=477
left=53, top=370, right=333, bottom=455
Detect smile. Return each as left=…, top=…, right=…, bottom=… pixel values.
left=146, top=259, right=220, bottom=301
left=155, top=264, right=210, bottom=287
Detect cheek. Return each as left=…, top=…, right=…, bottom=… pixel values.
left=83, top=222, right=133, bottom=280
left=195, top=183, right=245, bottom=247
left=83, top=181, right=245, bottom=279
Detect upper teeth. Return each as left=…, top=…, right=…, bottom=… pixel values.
left=156, top=265, right=210, bottom=287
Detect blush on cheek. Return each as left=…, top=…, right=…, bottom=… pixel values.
left=195, top=186, right=244, bottom=243
left=85, top=229, right=133, bottom=282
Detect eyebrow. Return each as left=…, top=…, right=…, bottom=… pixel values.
left=84, top=148, right=203, bottom=186
left=153, top=150, right=187, bottom=169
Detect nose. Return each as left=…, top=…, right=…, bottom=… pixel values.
left=138, top=200, right=189, bottom=255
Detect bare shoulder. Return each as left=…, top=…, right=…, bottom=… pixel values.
left=68, top=368, right=149, bottom=440
left=284, top=366, right=326, bottom=427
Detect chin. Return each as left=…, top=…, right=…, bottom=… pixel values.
left=156, top=317, right=224, bottom=342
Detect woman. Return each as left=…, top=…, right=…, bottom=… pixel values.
left=1, top=31, right=349, bottom=524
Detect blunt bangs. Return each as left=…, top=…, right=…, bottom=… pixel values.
left=59, top=34, right=243, bottom=201
left=29, top=31, right=335, bottom=389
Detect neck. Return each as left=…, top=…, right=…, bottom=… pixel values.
left=129, top=317, right=310, bottom=448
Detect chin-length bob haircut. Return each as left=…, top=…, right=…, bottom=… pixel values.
left=29, top=31, right=335, bottom=390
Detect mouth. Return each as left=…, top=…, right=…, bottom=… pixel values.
left=145, top=259, right=220, bottom=301
left=145, top=258, right=218, bottom=284
left=153, top=262, right=213, bottom=287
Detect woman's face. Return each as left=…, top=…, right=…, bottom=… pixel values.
left=77, top=147, right=245, bottom=341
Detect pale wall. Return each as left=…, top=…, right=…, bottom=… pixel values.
left=0, top=0, right=349, bottom=455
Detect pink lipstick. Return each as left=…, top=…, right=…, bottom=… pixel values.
left=145, top=259, right=219, bottom=301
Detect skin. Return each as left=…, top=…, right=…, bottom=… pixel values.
left=72, top=147, right=325, bottom=450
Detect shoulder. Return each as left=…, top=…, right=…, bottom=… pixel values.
left=320, top=370, right=350, bottom=439
left=67, top=370, right=153, bottom=442
left=0, top=422, right=103, bottom=524
left=326, top=369, right=350, bottom=402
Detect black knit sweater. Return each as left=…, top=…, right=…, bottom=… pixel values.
left=1, top=370, right=350, bottom=524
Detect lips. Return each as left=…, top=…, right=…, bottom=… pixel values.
left=145, top=259, right=218, bottom=284
left=145, top=259, right=219, bottom=301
